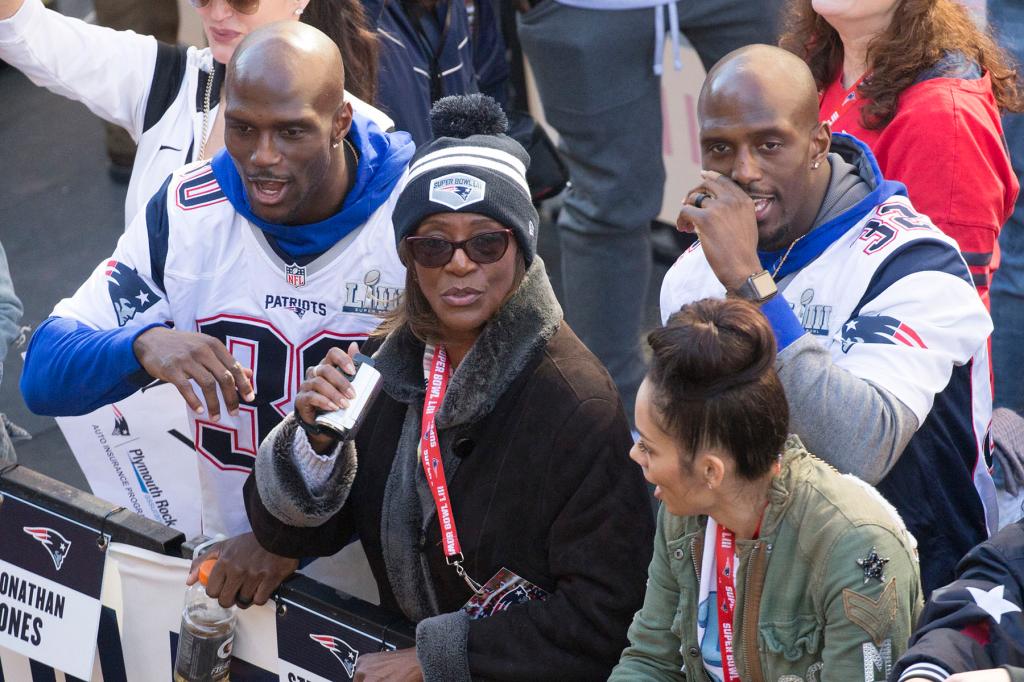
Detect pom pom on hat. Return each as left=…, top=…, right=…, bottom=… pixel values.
left=430, top=94, right=509, bottom=139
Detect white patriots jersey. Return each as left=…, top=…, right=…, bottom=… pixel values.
left=661, top=194, right=996, bottom=535
left=53, top=160, right=407, bottom=537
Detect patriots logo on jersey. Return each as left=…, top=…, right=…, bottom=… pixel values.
left=429, top=173, right=486, bottom=209
left=23, top=527, right=72, bottom=571
left=840, top=316, right=928, bottom=353
left=310, top=634, right=359, bottom=678
left=105, top=260, right=159, bottom=327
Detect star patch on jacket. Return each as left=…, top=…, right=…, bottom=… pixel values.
left=857, top=547, right=890, bottom=584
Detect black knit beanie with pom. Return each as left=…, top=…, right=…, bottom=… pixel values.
left=392, top=94, right=539, bottom=267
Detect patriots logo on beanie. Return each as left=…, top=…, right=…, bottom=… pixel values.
left=430, top=173, right=486, bottom=209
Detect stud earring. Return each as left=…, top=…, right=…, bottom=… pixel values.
left=332, top=141, right=339, bottom=149
left=813, top=161, right=821, bottom=169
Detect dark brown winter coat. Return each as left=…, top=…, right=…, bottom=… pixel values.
left=245, top=260, right=654, bottom=680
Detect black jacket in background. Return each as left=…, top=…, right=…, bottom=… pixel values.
left=894, top=519, right=1024, bottom=681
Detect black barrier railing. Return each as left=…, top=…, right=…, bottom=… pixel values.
left=0, top=462, right=415, bottom=678
left=0, top=463, right=185, bottom=555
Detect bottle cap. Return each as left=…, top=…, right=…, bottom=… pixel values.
left=198, top=558, right=217, bottom=587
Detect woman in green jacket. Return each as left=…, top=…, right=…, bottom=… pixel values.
left=611, top=297, right=923, bottom=682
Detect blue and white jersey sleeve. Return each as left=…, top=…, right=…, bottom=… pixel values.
left=0, top=0, right=158, bottom=140
left=21, top=181, right=173, bottom=416
left=827, top=238, right=991, bottom=427
left=52, top=182, right=172, bottom=332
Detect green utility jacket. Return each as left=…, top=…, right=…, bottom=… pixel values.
left=611, top=437, right=923, bottom=682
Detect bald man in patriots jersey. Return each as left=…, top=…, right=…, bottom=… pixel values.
left=661, top=46, right=995, bottom=595
left=20, top=24, right=414, bottom=537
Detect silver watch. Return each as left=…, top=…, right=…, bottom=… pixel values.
left=732, top=269, right=778, bottom=303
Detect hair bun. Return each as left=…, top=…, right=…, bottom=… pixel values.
left=430, top=94, right=508, bottom=139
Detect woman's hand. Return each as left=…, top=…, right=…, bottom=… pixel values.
left=296, top=342, right=360, bottom=453
left=185, top=532, right=299, bottom=608
left=354, top=648, right=423, bottom=681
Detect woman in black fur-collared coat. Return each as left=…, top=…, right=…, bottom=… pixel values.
left=203, top=95, right=654, bottom=681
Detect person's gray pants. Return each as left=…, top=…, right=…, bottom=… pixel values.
left=517, top=0, right=784, bottom=417
left=990, top=0, right=1024, bottom=414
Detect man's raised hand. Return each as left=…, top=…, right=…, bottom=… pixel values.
left=133, top=326, right=255, bottom=421
left=676, top=170, right=763, bottom=292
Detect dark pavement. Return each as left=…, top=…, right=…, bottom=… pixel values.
left=0, top=1, right=668, bottom=494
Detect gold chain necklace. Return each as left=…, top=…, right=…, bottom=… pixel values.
left=771, top=231, right=810, bottom=278
left=197, top=66, right=215, bottom=161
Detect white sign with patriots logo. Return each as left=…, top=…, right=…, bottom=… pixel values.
left=54, top=383, right=203, bottom=540
left=0, top=493, right=107, bottom=679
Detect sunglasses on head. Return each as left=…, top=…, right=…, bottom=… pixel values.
left=404, top=230, right=514, bottom=268
left=189, top=0, right=261, bottom=15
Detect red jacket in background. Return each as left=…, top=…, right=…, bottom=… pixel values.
left=820, top=72, right=1019, bottom=308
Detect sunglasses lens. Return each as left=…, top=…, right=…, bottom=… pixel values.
left=229, top=0, right=260, bottom=13
left=465, top=232, right=510, bottom=264
left=408, top=238, right=453, bottom=268
left=189, top=0, right=211, bottom=7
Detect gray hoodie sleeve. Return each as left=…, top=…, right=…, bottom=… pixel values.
left=0, top=241, right=24, bottom=372
left=776, top=333, right=918, bottom=483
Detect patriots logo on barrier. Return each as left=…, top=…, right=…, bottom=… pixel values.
left=840, top=316, right=928, bottom=354
left=105, top=260, right=159, bottom=327
left=310, top=634, right=359, bottom=678
left=111, top=404, right=130, bottom=436
left=429, top=173, right=486, bottom=210
left=23, top=527, right=72, bottom=571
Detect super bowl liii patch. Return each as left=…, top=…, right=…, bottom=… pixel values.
left=462, top=567, right=549, bottom=620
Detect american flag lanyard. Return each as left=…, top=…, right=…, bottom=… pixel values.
left=715, top=524, right=742, bottom=682
left=824, top=72, right=868, bottom=126
left=421, top=345, right=484, bottom=595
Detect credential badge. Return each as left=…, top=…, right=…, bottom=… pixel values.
left=429, top=173, right=486, bottom=210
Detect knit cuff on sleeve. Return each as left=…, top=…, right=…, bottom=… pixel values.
left=291, top=426, right=341, bottom=494
left=415, top=610, right=472, bottom=682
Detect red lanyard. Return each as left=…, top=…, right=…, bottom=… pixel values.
left=715, top=524, right=741, bottom=682
left=824, top=72, right=867, bottom=127
left=420, top=346, right=482, bottom=592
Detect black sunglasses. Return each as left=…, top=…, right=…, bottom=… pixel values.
left=189, top=0, right=261, bottom=15
left=404, top=230, right=514, bottom=268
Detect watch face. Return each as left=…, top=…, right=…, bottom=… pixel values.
left=749, top=271, right=778, bottom=301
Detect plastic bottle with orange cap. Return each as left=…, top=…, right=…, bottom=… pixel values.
left=173, top=558, right=236, bottom=682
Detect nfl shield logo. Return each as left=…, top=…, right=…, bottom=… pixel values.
left=286, top=264, right=306, bottom=288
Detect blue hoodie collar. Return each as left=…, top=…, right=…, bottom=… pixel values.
left=758, top=133, right=907, bottom=281
left=211, top=113, right=414, bottom=259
